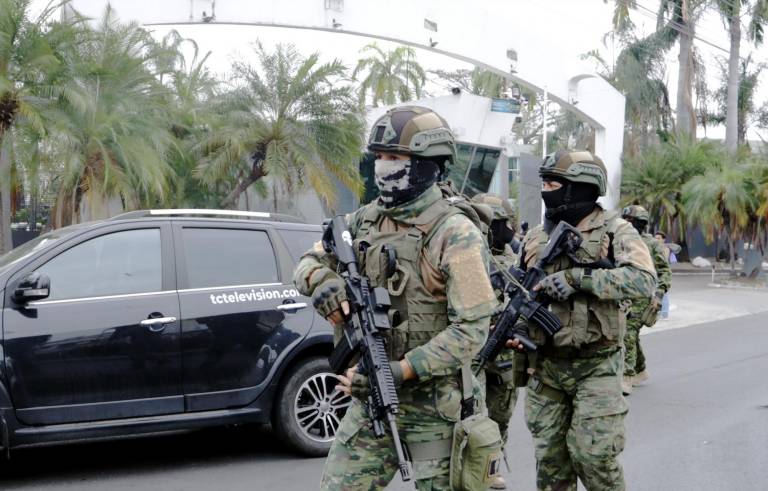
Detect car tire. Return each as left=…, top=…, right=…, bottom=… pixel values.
left=273, top=356, right=351, bottom=457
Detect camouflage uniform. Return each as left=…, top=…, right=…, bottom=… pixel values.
left=483, top=246, right=519, bottom=444
left=520, top=152, right=656, bottom=491
left=294, top=107, right=498, bottom=490
left=470, top=194, right=519, bottom=446
left=623, top=229, right=671, bottom=379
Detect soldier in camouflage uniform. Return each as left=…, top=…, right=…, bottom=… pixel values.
left=513, top=151, right=656, bottom=491
left=471, top=193, right=519, bottom=490
left=620, top=205, right=671, bottom=395
left=293, top=106, right=498, bottom=490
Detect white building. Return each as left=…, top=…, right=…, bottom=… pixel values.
left=243, top=91, right=531, bottom=224
left=366, top=92, right=524, bottom=201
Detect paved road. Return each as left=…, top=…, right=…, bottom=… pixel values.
left=1, top=283, right=767, bottom=490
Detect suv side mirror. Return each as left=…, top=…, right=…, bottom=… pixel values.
left=14, top=272, right=51, bottom=303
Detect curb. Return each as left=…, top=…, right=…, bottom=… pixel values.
left=707, top=282, right=768, bottom=291
left=672, top=271, right=727, bottom=276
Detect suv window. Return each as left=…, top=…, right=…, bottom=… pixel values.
left=277, top=228, right=322, bottom=261
left=181, top=228, right=279, bottom=288
left=36, top=229, right=162, bottom=300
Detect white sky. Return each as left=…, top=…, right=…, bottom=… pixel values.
left=51, top=0, right=768, bottom=141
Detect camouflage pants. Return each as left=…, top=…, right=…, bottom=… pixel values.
left=320, top=379, right=462, bottom=491
left=624, top=300, right=649, bottom=377
left=525, top=348, right=628, bottom=491
left=477, top=352, right=518, bottom=444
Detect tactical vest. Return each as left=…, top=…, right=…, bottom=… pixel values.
left=354, top=196, right=488, bottom=361
left=525, top=210, right=626, bottom=349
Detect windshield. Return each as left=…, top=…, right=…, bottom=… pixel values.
left=0, top=226, right=84, bottom=275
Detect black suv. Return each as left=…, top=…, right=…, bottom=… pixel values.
left=0, top=210, right=349, bottom=457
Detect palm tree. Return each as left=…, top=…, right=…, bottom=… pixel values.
left=584, top=30, right=674, bottom=155
left=352, top=43, right=425, bottom=107
left=754, top=155, right=768, bottom=252
left=195, top=43, right=364, bottom=210
left=608, top=0, right=707, bottom=137
left=709, top=56, right=766, bottom=146
left=158, top=32, right=222, bottom=208
left=50, top=6, right=175, bottom=226
left=0, top=0, right=73, bottom=251
left=683, top=162, right=758, bottom=272
left=430, top=67, right=506, bottom=98
left=716, top=0, right=768, bottom=152
left=621, top=138, right=725, bottom=241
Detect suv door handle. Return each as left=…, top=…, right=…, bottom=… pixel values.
left=140, top=317, right=177, bottom=332
left=276, top=303, right=307, bottom=312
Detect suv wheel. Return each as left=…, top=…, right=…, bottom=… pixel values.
left=274, top=356, right=352, bottom=456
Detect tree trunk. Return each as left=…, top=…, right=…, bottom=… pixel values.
left=725, top=11, right=741, bottom=153
left=220, top=174, right=260, bottom=209
left=272, top=182, right=278, bottom=212
left=0, top=135, right=13, bottom=253
left=676, top=0, right=697, bottom=138
left=220, top=177, right=252, bottom=209
left=220, top=164, right=267, bottom=209
left=728, top=236, right=736, bottom=273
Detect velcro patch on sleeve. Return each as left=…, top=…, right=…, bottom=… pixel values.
left=448, top=249, right=496, bottom=311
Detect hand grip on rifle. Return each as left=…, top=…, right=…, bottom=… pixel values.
left=475, top=222, right=585, bottom=374
left=322, top=216, right=412, bottom=482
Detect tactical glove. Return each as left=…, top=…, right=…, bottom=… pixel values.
left=350, top=371, right=369, bottom=401
left=349, top=361, right=404, bottom=401
left=537, top=269, right=581, bottom=301
left=311, top=277, right=348, bottom=319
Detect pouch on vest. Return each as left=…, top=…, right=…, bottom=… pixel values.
left=449, top=365, right=504, bottom=490
left=639, top=302, right=659, bottom=327
left=450, top=414, right=504, bottom=490
left=511, top=351, right=530, bottom=388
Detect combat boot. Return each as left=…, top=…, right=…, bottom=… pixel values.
left=490, top=475, right=507, bottom=489
left=621, top=376, right=633, bottom=395
left=633, top=370, right=649, bottom=386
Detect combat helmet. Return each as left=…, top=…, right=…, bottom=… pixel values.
left=539, top=150, right=607, bottom=196
left=472, top=193, right=517, bottom=229
left=622, top=204, right=650, bottom=222
left=367, top=106, right=457, bottom=168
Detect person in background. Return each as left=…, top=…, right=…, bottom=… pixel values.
left=654, top=231, right=678, bottom=320
left=621, top=206, right=671, bottom=395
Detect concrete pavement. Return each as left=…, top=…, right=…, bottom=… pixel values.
left=644, top=275, right=768, bottom=334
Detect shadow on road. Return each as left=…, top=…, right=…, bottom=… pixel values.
left=0, top=424, right=305, bottom=487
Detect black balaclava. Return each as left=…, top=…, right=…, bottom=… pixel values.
left=490, top=219, right=515, bottom=251
left=374, top=157, right=442, bottom=207
left=542, top=176, right=599, bottom=226
left=626, top=218, right=648, bottom=234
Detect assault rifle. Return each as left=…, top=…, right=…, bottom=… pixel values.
left=475, top=221, right=584, bottom=374
left=323, top=216, right=412, bottom=482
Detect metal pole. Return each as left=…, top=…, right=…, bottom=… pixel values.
left=542, top=87, right=548, bottom=158
left=459, top=146, right=477, bottom=194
